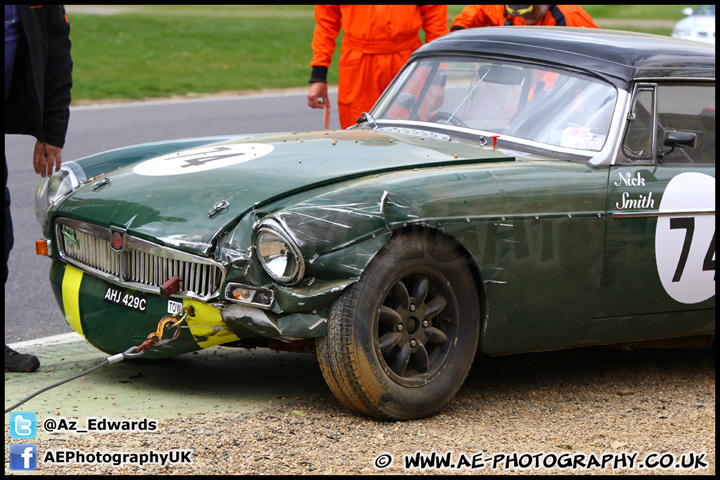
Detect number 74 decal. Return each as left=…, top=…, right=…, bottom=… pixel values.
left=669, top=217, right=715, bottom=282
left=655, top=173, right=715, bottom=305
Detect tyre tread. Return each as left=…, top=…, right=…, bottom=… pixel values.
left=316, top=230, right=480, bottom=420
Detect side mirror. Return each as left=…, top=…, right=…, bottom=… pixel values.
left=664, top=131, right=697, bottom=149
left=682, top=7, right=694, bottom=16
left=658, top=131, right=697, bottom=161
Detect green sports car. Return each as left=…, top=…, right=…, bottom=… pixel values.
left=35, top=27, right=715, bottom=420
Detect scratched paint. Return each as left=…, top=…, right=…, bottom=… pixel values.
left=41, top=124, right=713, bottom=360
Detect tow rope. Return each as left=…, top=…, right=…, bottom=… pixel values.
left=4, top=306, right=193, bottom=414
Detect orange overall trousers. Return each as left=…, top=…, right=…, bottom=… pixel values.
left=311, top=5, right=448, bottom=129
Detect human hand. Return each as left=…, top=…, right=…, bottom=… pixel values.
left=33, top=140, right=62, bottom=178
left=307, top=82, right=331, bottom=109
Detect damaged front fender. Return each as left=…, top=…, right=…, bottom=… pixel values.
left=221, top=304, right=327, bottom=340
left=247, top=187, right=409, bottom=312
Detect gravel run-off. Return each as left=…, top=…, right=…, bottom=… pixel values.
left=6, top=344, right=714, bottom=475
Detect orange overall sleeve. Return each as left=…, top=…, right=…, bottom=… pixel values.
left=419, top=5, right=450, bottom=42
left=452, top=5, right=598, bottom=29
left=312, top=5, right=449, bottom=128
left=310, top=5, right=342, bottom=69
left=451, top=5, right=506, bottom=30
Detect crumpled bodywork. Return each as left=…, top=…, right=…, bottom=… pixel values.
left=46, top=130, right=521, bottom=356
left=38, top=27, right=714, bottom=366
left=55, top=130, right=509, bottom=257
left=218, top=150, right=615, bottom=356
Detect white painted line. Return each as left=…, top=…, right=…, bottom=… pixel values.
left=8, top=332, right=84, bottom=350
left=71, top=87, right=338, bottom=111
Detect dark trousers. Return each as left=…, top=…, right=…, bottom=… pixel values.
left=5, top=155, right=14, bottom=284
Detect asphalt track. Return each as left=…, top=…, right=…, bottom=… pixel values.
left=5, top=91, right=339, bottom=455
left=5, top=88, right=341, bottom=342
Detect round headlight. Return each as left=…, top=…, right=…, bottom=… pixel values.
left=255, top=221, right=304, bottom=285
left=34, top=161, right=87, bottom=231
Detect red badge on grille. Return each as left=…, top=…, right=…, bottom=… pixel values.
left=112, top=232, right=123, bottom=250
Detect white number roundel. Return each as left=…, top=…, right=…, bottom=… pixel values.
left=133, top=143, right=274, bottom=176
left=655, top=172, right=715, bottom=304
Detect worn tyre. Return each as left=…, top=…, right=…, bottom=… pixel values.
left=317, top=229, right=481, bottom=420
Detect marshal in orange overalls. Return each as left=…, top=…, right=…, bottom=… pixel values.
left=451, top=5, right=599, bottom=30
left=450, top=5, right=598, bottom=108
left=308, top=5, right=448, bottom=129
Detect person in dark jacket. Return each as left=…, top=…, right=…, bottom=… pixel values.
left=5, top=4, right=73, bottom=372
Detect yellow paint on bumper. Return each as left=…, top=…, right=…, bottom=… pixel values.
left=183, top=299, right=241, bottom=349
left=58, top=263, right=239, bottom=351
left=61, top=264, right=85, bottom=337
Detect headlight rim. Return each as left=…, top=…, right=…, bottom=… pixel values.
left=255, top=219, right=305, bottom=286
left=34, top=161, right=87, bottom=232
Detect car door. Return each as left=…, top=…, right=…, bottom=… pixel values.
left=593, top=81, right=715, bottom=340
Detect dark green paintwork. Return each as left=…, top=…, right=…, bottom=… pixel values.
left=49, top=260, right=201, bottom=358
left=53, top=131, right=514, bottom=256
left=45, top=128, right=715, bottom=358
left=599, top=165, right=715, bottom=316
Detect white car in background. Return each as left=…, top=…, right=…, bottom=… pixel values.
left=672, top=5, right=715, bottom=44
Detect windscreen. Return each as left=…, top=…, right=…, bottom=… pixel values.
left=373, top=57, right=618, bottom=152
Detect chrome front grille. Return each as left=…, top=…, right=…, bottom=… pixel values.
left=61, top=224, right=122, bottom=276
left=56, top=218, right=225, bottom=300
left=125, top=249, right=222, bottom=296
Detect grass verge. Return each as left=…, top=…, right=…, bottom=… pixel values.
left=65, top=5, right=694, bottom=103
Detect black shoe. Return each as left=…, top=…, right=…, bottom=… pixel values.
left=5, top=345, right=40, bottom=372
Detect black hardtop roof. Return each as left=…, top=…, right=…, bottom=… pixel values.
left=412, top=27, right=715, bottom=87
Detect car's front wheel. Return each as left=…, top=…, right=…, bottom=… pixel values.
left=317, top=229, right=480, bottom=420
